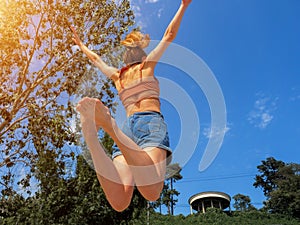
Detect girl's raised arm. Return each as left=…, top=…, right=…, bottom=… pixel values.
left=145, top=0, right=192, bottom=66
left=71, top=26, right=118, bottom=79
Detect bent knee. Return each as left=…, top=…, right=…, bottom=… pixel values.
left=144, top=191, right=161, bottom=202
left=106, top=187, right=133, bottom=212
left=137, top=183, right=163, bottom=202
left=109, top=197, right=131, bottom=212
left=111, top=202, right=131, bottom=212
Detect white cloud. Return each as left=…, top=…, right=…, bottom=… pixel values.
left=157, top=8, right=163, bottom=18
left=291, top=95, right=300, bottom=101
left=248, top=94, right=278, bottom=129
left=289, top=87, right=300, bottom=101
left=203, top=125, right=231, bottom=139
left=131, top=4, right=142, bottom=17
left=129, top=0, right=164, bottom=28
left=130, top=1, right=146, bottom=28
left=16, top=167, right=38, bottom=197
left=145, top=0, right=160, bottom=3
left=70, top=114, right=77, bottom=133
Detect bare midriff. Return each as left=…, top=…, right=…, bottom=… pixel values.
left=125, top=98, right=160, bottom=117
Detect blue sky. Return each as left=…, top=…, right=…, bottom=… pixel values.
left=126, top=0, right=300, bottom=215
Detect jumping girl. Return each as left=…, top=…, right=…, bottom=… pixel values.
left=73, top=0, right=191, bottom=212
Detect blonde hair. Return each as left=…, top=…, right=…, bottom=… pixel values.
left=121, top=31, right=150, bottom=65
left=121, top=31, right=150, bottom=49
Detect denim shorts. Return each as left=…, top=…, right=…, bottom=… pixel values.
left=111, top=111, right=172, bottom=164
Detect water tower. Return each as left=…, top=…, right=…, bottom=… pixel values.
left=188, top=191, right=231, bottom=214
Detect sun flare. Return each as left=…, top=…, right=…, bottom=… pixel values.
left=0, top=1, right=5, bottom=18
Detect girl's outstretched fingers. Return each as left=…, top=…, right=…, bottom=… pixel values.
left=70, top=26, right=83, bottom=46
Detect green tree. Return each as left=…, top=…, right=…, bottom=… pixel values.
left=155, top=163, right=182, bottom=215
left=265, top=163, right=300, bottom=218
left=0, top=0, right=140, bottom=223
left=0, top=153, right=148, bottom=224
left=254, top=157, right=300, bottom=218
left=253, top=157, right=285, bottom=196
left=232, top=193, right=256, bottom=212
left=139, top=210, right=300, bottom=225
left=0, top=0, right=133, bottom=197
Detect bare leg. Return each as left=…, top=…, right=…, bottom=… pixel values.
left=93, top=98, right=167, bottom=200
left=103, top=156, right=134, bottom=211
left=78, top=97, right=167, bottom=202
left=77, top=98, right=134, bottom=212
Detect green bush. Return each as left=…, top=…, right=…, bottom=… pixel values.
left=133, top=211, right=300, bottom=225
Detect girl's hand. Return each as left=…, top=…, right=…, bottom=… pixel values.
left=70, top=26, right=83, bottom=47
left=182, top=0, right=192, bottom=6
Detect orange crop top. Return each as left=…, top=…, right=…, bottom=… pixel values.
left=118, top=62, right=160, bottom=108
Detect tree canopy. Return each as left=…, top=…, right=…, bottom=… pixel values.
left=0, top=0, right=139, bottom=223
left=232, top=193, right=256, bottom=212
left=0, top=0, right=133, bottom=197
left=253, top=157, right=300, bottom=218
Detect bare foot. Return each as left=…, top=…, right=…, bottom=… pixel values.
left=76, top=97, right=97, bottom=123
left=94, top=99, right=114, bottom=132
left=76, top=97, right=114, bottom=133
